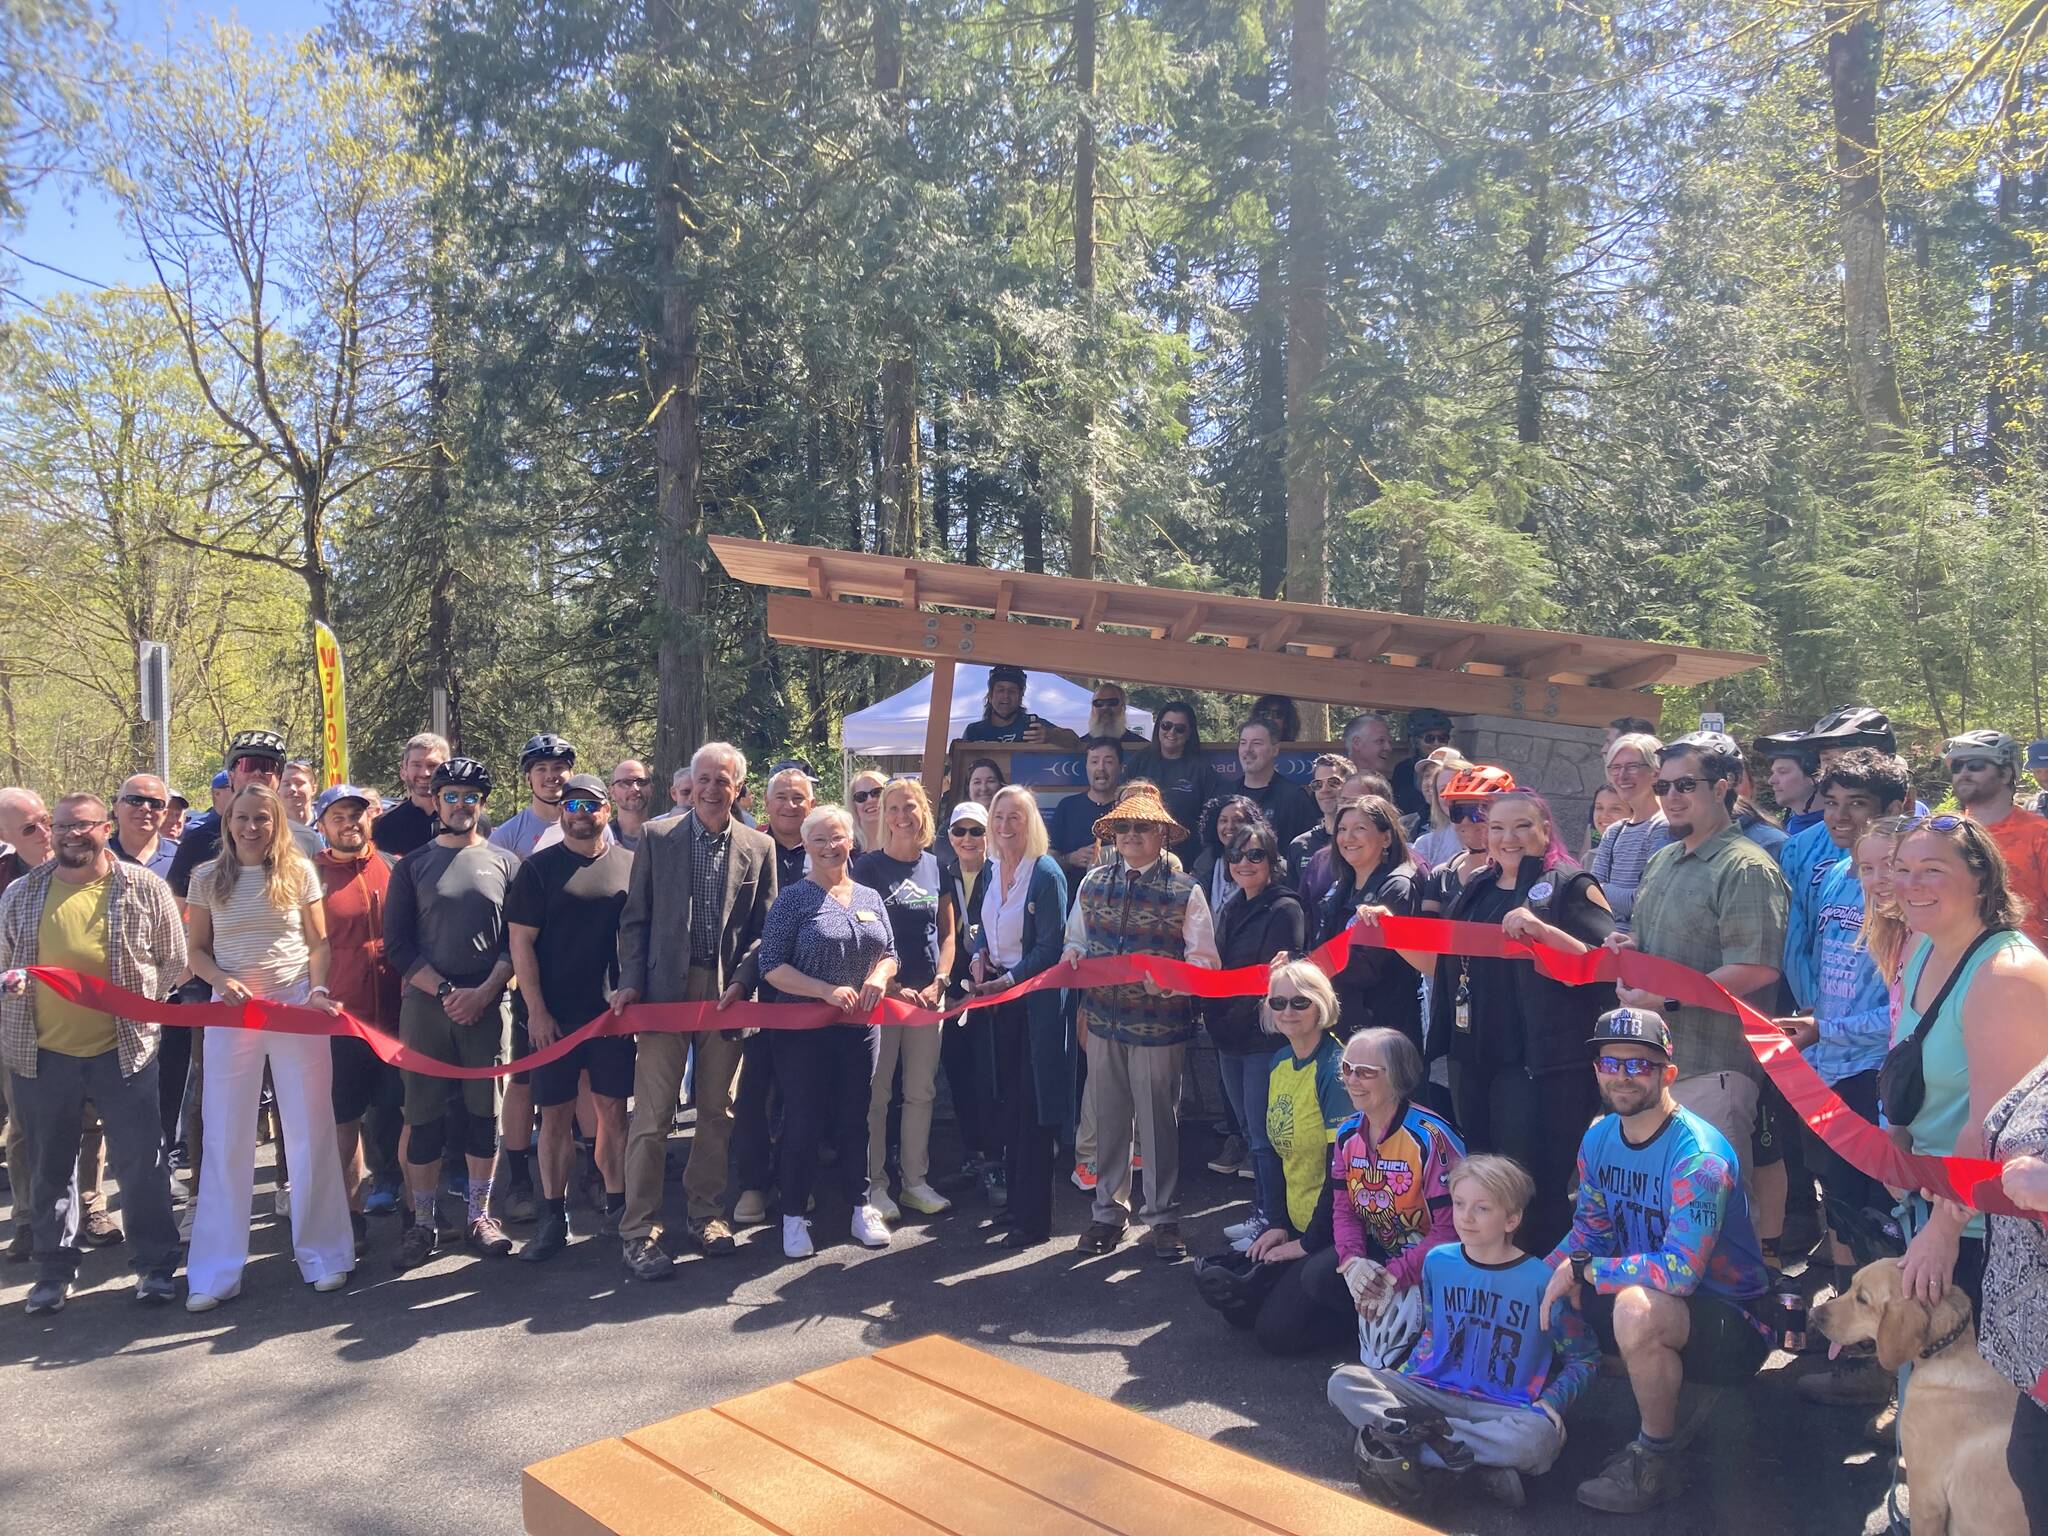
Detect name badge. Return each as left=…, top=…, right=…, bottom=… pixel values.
left=855, top=909, right=879, bottom=922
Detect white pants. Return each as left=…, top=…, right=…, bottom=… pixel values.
left=868, top=1022, right=944, bottom=1191
left=187, top=1020, right=353, bottom=1298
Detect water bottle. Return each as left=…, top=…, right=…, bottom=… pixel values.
left=1777, top=1287, right=1808, bottom=1352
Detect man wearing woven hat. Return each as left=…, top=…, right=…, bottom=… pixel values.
left=1061, top=787, right=1218, bottom=1261
left=1945, top=728, right=2048, bottom=952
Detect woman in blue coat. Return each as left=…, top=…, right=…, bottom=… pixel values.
left=969, top=785, right=1071, bottom=1246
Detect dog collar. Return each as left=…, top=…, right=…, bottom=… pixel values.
left=1920, top=1315, right=1970, bottom=1360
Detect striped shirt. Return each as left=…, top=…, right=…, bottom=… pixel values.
left=195, top=857, right=319, bottom=998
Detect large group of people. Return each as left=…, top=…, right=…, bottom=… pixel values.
left=4, top=680, right=2048, bottom=1523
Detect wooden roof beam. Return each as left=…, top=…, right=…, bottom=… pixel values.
left=993, top=580, right=1014, bottom=624
left=900, top=568, right=919, bottom=609
left=1256, top=615, right=1302, bottom=652
left=1339, top=624, right=1396, bottom=661
left=1077, top=592, right=1108, bottom=633
left=1426, top=635, right=1481, bottom=672
left=1166, top=603, right=1210, bottom=642
left=1514, top=641, right=1581, bottom=682
left=806, top=556, right=828, bottom=601
left=1599, top=654, right=1681, bottom=691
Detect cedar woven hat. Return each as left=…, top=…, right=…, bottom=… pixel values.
left=1091, top=786, right=1188, bottom=846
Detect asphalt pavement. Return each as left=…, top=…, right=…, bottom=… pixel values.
left=0, top=1119, right=1901, bottom=1536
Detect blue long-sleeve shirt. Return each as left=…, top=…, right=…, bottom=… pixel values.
left=1799, top=855, right=1893, bottom=1083
left=1778, top=819, right=1840, bottom=1008
left=1402, top=1245, right=1597, bottom=1418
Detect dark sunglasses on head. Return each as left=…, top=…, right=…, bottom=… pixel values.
left=562, top=797, right=604, bottom=814
left=1227, top=847, right=1273, bottom=865
left=949, top=824, right=985, bottom=838
left=852, top=786, right=883, bottom=804
left=1595, top=1054, right=1664, bottom=1077
left=1450, top=803, right=1489, bottom=823
left=439, top=790, right=482, bottom=806
left=119, top=794, right=168, bottom=811
left=1266, top=994, right=1316, bottom=1012
left=1903, top=813, right=1967, bottom=833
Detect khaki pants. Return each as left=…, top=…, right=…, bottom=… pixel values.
left=1085, top=1033, right=1184, bottom=1227
left=1674, top=1070, right=1761, bottom=1187
left=620, top=967, right=743, bottom=1239
left=868, top=1022, right=943, bottom=1192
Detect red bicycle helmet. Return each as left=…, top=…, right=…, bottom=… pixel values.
left=1439, top=765, right=1516, bottom=802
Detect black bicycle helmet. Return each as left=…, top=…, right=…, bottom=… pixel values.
left=1192, top=1251, right=1271, bottom=1331
left=1804, top=706, right=1896, bottom=754
left=1752, top=726, right=1820, bottom=773
left=519, top=732, right=577, bottom=772
left=431, top=756, right=494, bottom=799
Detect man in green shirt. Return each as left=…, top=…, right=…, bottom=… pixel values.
left=1612, top=733, right=1789, bottom=1181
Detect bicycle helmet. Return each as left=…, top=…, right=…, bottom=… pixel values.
left=431, top=756, right=494, bottom=799
left=1753, top=726, right=1820, bottom=773
left=1358, top=1282, right=1425, bottom=1369
left=519, top=732, right=577, bottom=772
left=1438, top=765, right=1516, bottom=802
left=1942, top=728, right=2018, bottom=773
left=1803, top=706, right=1896, bottom=754
left=1193, top=1251, right=1273, bottom=1331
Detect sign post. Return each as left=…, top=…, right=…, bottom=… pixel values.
left=314, top=622, right=350, bottom=788
left=137, top=640, right=171, bottom=782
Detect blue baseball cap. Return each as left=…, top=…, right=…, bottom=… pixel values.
left=210, top=770, right=230, bottom=790
left=2028, top=739, right=2048, bottom=770
left=1589, top=1006, right=1673, bottom=1059
left=312, top=784, right=374, bottom=818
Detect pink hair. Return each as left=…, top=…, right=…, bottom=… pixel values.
left=1493, top=789, right=1579, bottom=873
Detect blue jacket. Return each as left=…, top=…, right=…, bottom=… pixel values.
left=973, top=854, right=1072, bottom=1130
left=1778, top=820, right=1840, bottom=1008
left=1800, top=855, right=1893, bottom=1083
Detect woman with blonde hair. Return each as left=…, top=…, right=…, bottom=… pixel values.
left=183, top=784, right=352, bottom=1310
left=1410, top=754, right=1473, bottom=869
left=1857, top=813, right=1913, bottom=988
left=853, top=780, right=957, bottom=1220
left=848, top=768, right=889, bottom=851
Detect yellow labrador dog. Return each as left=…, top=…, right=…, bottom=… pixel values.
left=1811, top=1259, right=2024, bottom=1536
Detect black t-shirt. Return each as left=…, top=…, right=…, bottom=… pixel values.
left=503, top=842, right=633, bottom=1026
left=1047, top=791, right=1113, bottom=856
left=962, top=713, right=1038, bottom=743
left=851, top=848, right=944, bottom=989
left=372, top=798, right=436, bottom=857
left=773, top=836, right=807, bottom=892
left=1131, top=750, right=1219, bottom=835
left=1238, top=775, right=1319, bottom=847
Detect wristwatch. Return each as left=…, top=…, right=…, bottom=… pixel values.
left=436, top=979, right=456, bottom=1002
left=309, top=985, right=331, bottom=999
left=1579, top=1258, right=1600, bottom=1287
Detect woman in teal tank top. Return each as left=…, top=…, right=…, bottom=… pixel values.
left=1890, top=817, right=2048, bottom=1307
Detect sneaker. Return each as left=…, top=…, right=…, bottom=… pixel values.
left=1075, top=1220, right=1124, bottom=1255
left=1148, top=1222, right=1188, bottom=1263
left=1071, top=1161, right=1098, bottom=1192
left=392, top=1220, right=438, bottom=1271
left=498, top=1179, right=538, bottom=1225
left=732, top=1189, right=770, bottom=1226
left=1796, top=1356, right=1895, bottom=1407
left=597, top=1202, right=624, bottom=1238
left=982, top=1165, right=1009, bottom=1208
left=80, top=1205, right=124, bottom=1247
left=184, top=1288, right=233, bottom=1313
left=621, top=1235, right=675, bottom=1281
left=312, top=1270, right=350, bottom=1293
left=1222, top=1216, right=1267, bottom=1244
left=851, top=1205, right=893, bottom=1249
left=272, top=1184, right=291, bottom=1218
left=782, top=1216, right=814, bottom=1259
left=898, top=1182, right=952, bottom=1216
left=1576, top=1441, right=1685, bottom=1514
left=1207, top=1136, right=1247, bottom=1176
left=692, top=1216, right=737, bottom=1256
left=1238, top=1164, right=1256, bottom=1181
left=1472, top=1465, right=1525, bottom=1508
left=24, top=1276, right=69, bottom=1315
left=362, top=1174, right=400, bottom=1216
left=468, top=1215, right=513, bottom=1256
left=135, top=1271, right=178, bottom=1305
left=1132, top=1152, right=1144, bottom=1172
left=1352, top=1427, right=1426, bottom=1510
left=6, top=1223, right=31, bottom=1262
left=868, top=1188, right=901, bottom=1222
left=519, top=1208, right=570, bottom=1263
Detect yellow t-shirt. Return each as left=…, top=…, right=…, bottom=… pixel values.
left=36, top=876, right=116, bottom=1057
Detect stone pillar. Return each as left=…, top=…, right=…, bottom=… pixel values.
left=1452, top=715, right=1608, bottom=837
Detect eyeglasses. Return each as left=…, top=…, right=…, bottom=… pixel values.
left=1450, top=803, right=1489, bottom=824
left=119, top=794, right=168, bottom=811
left=1594, top=1054, right=1665, bottom=1077
left=562, top=797, right=604, bottom=814
left=1609, top=759, right=1652, bottom=776
left=1227, top=847, right=1273, bottom=865
left=610, top=776, right=650, bottom=789
left=439, top=790, right=482, bottom=806
left=1415, top=731, right=1452, bottom=746
left=1155, top=721, right=1189, bottom=735
left=1947, top=759, right=1995, bottom=774
left=1338, top=1060, right=1387, bottom=1081
left=53, top=818, right=107, bottom=834
left=1652, top=776, right=1704, bottom=797
left=1266, top=994, right=1317, bottom=1012
left=852, top=786, right=883, bottom=804
left=1310, top=777, right=1348, bottom=793
left=949, top=824, right=985, bottom=839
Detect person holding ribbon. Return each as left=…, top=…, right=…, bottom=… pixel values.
left=1985, top=1064, right=2048, bottom=1531
left=758, top=803, right=898, bottom=1260
left=182, top=783, right=353, bottom=1311
left=1317, top=796, right=1422, bottom=1047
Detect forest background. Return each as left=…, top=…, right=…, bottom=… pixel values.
left=1, top=0, right=2044, bottom=806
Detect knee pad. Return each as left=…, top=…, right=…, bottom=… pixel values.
left=404, top=1117, right=446, bottom=1168
left=464, top=1113, right=498, bottom=1161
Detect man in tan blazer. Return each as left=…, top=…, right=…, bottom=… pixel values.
left=612, top=742, right=776, bottom=1278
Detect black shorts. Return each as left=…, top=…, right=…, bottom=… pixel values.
left=1583, top=1288, right=1772, bottom=1386
left=509, top=998, right=532, bottom=1087
left=331, top=1034, right=402, bottom=1124
left=1805, top=1068, right=1884, bottom=1219
left=530, top=1033, right=636, bottom=1108
left=1751, top=1080, right=1784, bottom=1168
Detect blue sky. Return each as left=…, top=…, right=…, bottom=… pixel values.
left=10, top=0, right=329, bottom=303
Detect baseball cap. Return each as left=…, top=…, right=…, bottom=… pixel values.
left=562, top=772, right=610, bottom=802
left=168, top=788, right=189, bottom=809
left=1588, top=1006, right=1673, bottom=1059
left=210, top=770, right=230, bottom=791
left=313, top=784, right=374, bottom=818
left=948, top=800, right=988, bottom=829
left=2028, top=740, right=2048, bottom=771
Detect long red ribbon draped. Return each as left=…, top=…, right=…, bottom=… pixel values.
left=20, top=913, right=2027, bottom=1217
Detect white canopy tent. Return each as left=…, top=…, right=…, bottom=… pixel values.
left=841, top=664, right=1152, bottom=757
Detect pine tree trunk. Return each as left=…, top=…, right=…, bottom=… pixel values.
left=1069, top=0, right=1098, bottom=580
left=1826, top=2, right=1909, bottom=451
left=1284, top=0, right=1329, bottom=609
left=875, top=0, right=919, bottom=558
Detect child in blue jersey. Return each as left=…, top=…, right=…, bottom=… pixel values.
left=1542, top=1007, right=1772, bottom=1515
left=1331, top=1154, right=1597, bottom=1511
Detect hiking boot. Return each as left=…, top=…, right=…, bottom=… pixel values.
left=1075, top=1220, right=1125, bottom=1255
left=468, top=1215, right=513, bottom=1256
left=1207, top=1136, right=1247, bottom=1176
left=392, top=1220, right=437, bottom=1271
left=24, top=1275, right=69, bottom=1316
left=692, top=1216, right=737, bottom=1256
left=80, top=1206, right=123, bottom=1247
left=1797, top=1356, right=1895, bottom=1407
left=1472, top=1465, right=1525, bottom=1508
left=497, top=1178, right=538, bottom=1225
left=621, top=1235, right=675, bottom=1280
left=1148, top=1222, right=1188, bottom=1262
left=1352, top=1427, right=1426, bottom=1511
left=1576, top=1442, right=1685, bottom=1514
left=519, top=1207, right=570, bottom=1263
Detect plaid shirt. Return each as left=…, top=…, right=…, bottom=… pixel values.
left=689, top=814, right=732, bottom=966
left=0, top=857, right=188, bottom=1079
left=1633, top=823, right=1789, bottom=1079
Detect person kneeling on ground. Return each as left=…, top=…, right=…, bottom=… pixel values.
left=1331, top=1153, right=1597, bottom=1512
left=1541, top=1007, right=1773, bottom=1515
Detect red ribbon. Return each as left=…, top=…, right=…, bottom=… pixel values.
left=21, top=913, right=2027, bottom=1217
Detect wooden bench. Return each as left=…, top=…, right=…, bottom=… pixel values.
left=523, top=1333, right=1437, bottom=1535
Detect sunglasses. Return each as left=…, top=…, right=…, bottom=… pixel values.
left=1594, top=1054, right=1665, bottom=1077
left=1228, top=847, right=1273, bottom=865
left=1415, top=731, right=1452, bottom=745
left=1450, top=803, right=1489, bottom=824
left=1310, top=776, right=1348, bottom=793
left=562, top=797, right=605, bottom=814
left=1947, top=759, right=1995, bottom=774
left=1338, top=1060, right=1386, bottom=1081
left=950, top=824, right=986, bottom=838
left=610, top=776, right=650, bottom=789
left=1155, top=721, right=1189, bottom=735
left=852, top=787, right=883, bottom=804
left=1092, top=698, right=1122, bottom=708
left=1652, top=776, right=1705, bottom=797
left=439, top=790, right=482, bottom=806
left=232, top=756, right=280, bottom=775
left=1266, top=994, right=1316, bottom=1012
left=119, top=794, right=168, bottom=811
left=1903, top=813, right=1967, bottom=833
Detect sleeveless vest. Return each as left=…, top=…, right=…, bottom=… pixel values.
left=1076, top=860, right=1197, bottom=1045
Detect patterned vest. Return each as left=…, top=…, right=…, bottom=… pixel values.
left=1076, top=860, right=1197, bottom=1046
